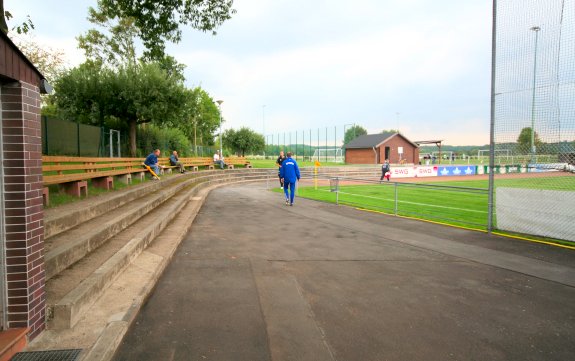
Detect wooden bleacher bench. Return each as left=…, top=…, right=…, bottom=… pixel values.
left=221, top=156, right=252, bottom=169
left=42, top=156, right=150, bottom=205
left=41, top=155, right=253, bottom=206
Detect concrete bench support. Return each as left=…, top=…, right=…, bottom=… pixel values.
left=192, top=166, right=199, bottom=172
left=208, top=165, right=215, bottom=170
left=43, top=187, right=50, bottom=207
left=227, top=164, right=235, bottom=169
left=60, top=181, right=88, bottom=198
left=116, top=174, right=132, bottom=185
left=246, top=164, right=253, bottom=168
left=92, top=176, right=114, bottom=190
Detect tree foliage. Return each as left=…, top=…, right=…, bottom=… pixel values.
left=52, top=61, right=187, bottom=156
left=77, top=7, right=139, bottom=67
left=223, top=127, right=265, bottom=156
left=138, top=125, right=190, bottom=157
left=8, top=33, right=67, bottom=83
left=2, top=2, right=34, bottom=35
left=516, top=127, right=543, bottom=153
left=96, top=0, right=236, bottom=60
left=180, top=87, right=221, bottom=148
left=344, top=125, right=367, bottom=144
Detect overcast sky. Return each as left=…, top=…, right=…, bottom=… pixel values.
left=6, top=0, right=493, bottom=146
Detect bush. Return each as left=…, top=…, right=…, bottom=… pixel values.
left=137, top=125, right=191, bottom=156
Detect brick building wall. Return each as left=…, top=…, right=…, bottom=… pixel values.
left=346, top=135, right=420, bottom=165
left=345, top=148, right=377, bottom=164
left=1, top=81, right=45, bottom=338
left=379, top=136, right=419, bottom=164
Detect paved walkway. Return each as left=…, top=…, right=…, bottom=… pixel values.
left=113, top=182, right=575, bottom=361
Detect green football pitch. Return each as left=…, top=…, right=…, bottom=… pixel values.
left=291, top=175, right=575, bottom=231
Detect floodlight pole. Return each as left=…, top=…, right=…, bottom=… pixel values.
left=262, top=105, right=266, bottom=158
left=216, top=100, right=223, bottom=158
left=530, top=26, right=540, bottom=165
left=487, top=0, right=497, bottom=234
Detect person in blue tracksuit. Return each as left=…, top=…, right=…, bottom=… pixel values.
left=144, top=149, right=161, bottom=179
left=280, top=152, right=300, bottom=206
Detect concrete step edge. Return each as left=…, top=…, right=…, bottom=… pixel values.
left=44, top=176, right=208, bottom=280
left=48, top=181, right=205, bottom=330
left=47, top=175, right=269, bottom=330
left=81, top=177, right=272, bottom=361
left=78, top=183, right=216, bottom=361
left=44, top=173, right=196, bottom=239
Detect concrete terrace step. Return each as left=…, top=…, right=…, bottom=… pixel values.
left=44, top=175, right=209, bottom=280
left=44, top=173, right=193, bottom=239
left=45, top=171, right=270, bottom=330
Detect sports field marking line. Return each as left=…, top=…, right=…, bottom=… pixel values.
left=356, top=207, right=575, bottom=251
left=314, top=188, right=487, bottom=214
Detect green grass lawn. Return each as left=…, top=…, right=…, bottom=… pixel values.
left=296, top=182, right=489, bottom=229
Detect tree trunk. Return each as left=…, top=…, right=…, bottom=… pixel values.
left=129, top=119, right=137, bottom=157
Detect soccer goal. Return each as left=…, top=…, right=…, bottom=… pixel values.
left=477, top=149, right=512, bottom=165
left=312, top=148, right=344, bottom=163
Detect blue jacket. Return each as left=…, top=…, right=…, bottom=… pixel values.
left=144, top=152, right=158, bottom=166
left=280, top=157, right=300, bottom=182
left=169, top=154, right=178, bottom=165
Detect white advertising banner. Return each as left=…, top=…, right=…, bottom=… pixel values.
left=415, top=166, right=438, bottom=177
left=390, top=167, right=417, bottom=178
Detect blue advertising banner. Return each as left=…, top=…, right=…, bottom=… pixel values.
left=437, top=166, right=476, bottom=177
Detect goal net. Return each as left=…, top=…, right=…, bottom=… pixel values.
left=312, top=148, right=344, bottom=163
left=477, top=149, right=512, bottom=164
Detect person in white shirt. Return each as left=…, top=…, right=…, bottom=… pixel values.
left=213, top=150, right=226, bottom=169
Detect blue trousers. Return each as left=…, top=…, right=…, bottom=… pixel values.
left=283, top=180, right=296, bottom=204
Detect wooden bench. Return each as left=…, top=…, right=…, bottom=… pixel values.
left=41, top=155, right=253, bottom=205
left=178, top=157, right=215, bottom=171
left=225, top=157, right=252, bottom=169
left=180, top=156, right=251, bottom=170
left=42, top=156, right=151, bottom=205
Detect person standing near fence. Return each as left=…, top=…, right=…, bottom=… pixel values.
left=276, top=150, right=286, bottom=189
left=380, top=159, right=391, bottom=182
left=280, top=152, right=300, bottom=206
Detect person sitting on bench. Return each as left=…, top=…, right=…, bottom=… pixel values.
left=170, top=150, right=186, bottom=173
left=213, top=150, right=226, bottom=169
left=144, top=149, right=161, bottom=179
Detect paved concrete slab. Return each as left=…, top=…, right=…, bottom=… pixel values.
left=114, top=183, right=575, bottom=361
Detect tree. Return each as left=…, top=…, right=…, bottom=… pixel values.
left=2, top=1, right=34, bottom=34
left=9, top=34, right=67, bottom=82
left=381, top=129, right=400, bottom=134
left=53, top=61, right=187, bottom=156
left=78, top=5, right=189, bottom=85
left=96, top=0, right=237, bottom=60
left=344, top=125, right=367, bottom=144
left=516, top=127, right=543, bottom=153
left=223, top=127, right=265, bottom=156
left=180, top=87, right=221, bottom=151
left=77, top=8, right=139, bottom=67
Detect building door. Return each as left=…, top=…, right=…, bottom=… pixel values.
left=384, top=146, right=390, bottom=162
